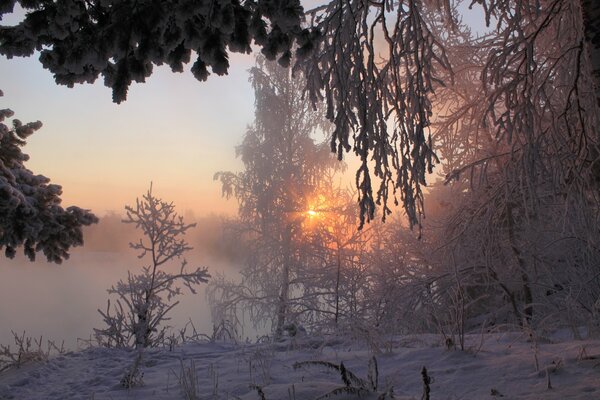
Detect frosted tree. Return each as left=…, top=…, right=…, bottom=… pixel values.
left=95, top=185, right=210, bottom=348
left=361, top=219, right=435, bottom=336
left=209, top=56, right=341, bottom=336
left=0, top=0, right=311, bottom=103
left=418, top=2, right=600, bottom=331
left=0, top=90, right=97, bottom=263
left=299, top=177, right=372, bottom=329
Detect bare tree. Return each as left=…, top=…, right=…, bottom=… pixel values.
left=95, top=185, right=210, bottom=348
left=422, top=2, right=600, bottom=331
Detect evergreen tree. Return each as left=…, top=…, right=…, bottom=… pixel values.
left=0, top=90, right=98, bottom=263
left=0, top=0, right=312, bottom=103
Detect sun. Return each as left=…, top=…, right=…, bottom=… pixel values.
left=306, top=210, right=319, bottom=217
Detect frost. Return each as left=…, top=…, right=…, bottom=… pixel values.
left=95, top=185, right=210, bottom=349
left=0, top=91, right=97, bottom=263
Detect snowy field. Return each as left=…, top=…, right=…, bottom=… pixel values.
left=0, top=331, right=599, bottom=399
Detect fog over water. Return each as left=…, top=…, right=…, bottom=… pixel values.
left=0, top=214, right=243, bottom=349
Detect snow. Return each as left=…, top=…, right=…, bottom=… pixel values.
left=1, top=331, right=599, bottom=399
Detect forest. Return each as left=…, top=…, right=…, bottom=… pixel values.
left=0, top=0, right=600, bottom=399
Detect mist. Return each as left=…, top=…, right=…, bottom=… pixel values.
left=0, top=213, right=244, bottom=349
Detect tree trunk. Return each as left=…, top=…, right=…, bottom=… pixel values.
left=506, top=204, right=533, bottom=326
left=135, top=305, right=150, bottom=349
left=581, top=0, right=600, bottom=104
left=275, top=226, right=292, bottom=336
left=334, top=245, right=342, bottom=326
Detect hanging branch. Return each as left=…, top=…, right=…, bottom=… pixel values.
left=296, top=0, right=452, bottom=229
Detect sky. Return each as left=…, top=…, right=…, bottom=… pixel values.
left=0, top=40, right=256, bottom=216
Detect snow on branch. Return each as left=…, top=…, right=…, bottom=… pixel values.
left=478, top=0, right=600, bottom=212
left=0, top=90, right=98, bottom=263
left=0, top=0, right=313, bottom=103
left=295, top=0, right=452, bottom=229
left=96, top=185, right=210, bottom=349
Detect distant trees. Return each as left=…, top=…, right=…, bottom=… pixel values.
left=208, top=58, right=424, bottom=340
left=95, top=185, right=209, bottom=348
left=0, top=90, right=97, bottom=263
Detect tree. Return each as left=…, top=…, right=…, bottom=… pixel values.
left=95, top=185, right=210, bottom=348
left=0, top=0, right=312, bottom=103
left=209, top=56, right=341, bottom=335
left=299, top=177, right=371, bottom=329
left=570, top=0, right=599, bottom=99
left=419, top=8, right=600, bottom=330
left=0, top=89, right=97, bottom=263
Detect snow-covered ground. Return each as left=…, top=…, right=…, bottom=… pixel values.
left=1, top=331, right=599, bottom=399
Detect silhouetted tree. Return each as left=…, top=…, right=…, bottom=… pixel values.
left=0, top=0, right=312, bottom=103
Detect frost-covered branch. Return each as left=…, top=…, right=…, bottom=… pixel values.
left=123, top=184, right=195, bottom=270
left=96, top=185, right=209, bottom=348
left=295, top=0, right=452, bottom=228
left=0, top=90, right=98, bottom=263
